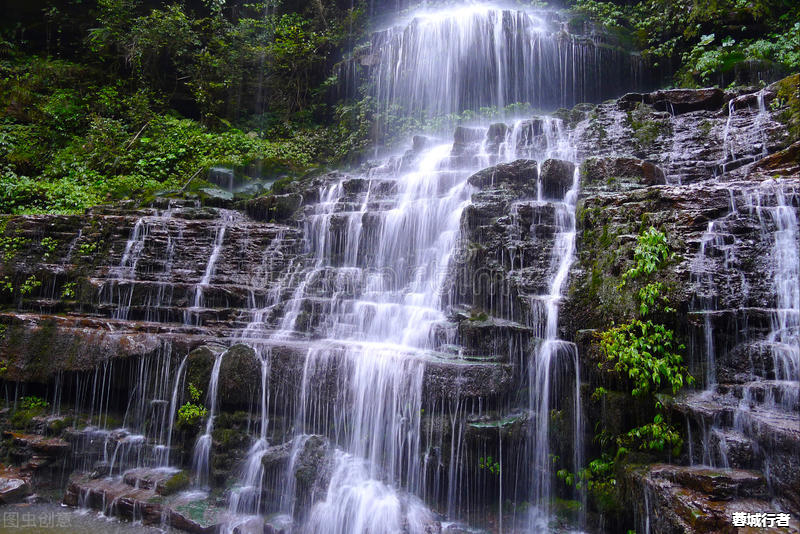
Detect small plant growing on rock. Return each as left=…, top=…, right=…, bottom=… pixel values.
left=20, top=395, right=49, bottom=410
left=625, top=103, right=670, bottom=151
left=19, top=275, right=42, bottom=296
left=61, top=281, right=77, bottom=299
left=478, top=456, right=501, bottom=475
left=10, top=396, right=50, bottom=429
left=177, top=382, right=208, bottom=429
left=40, top=237, right=58, bottom=259
left=78, top=242, right=98, bottom=255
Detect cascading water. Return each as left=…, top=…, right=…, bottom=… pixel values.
left=15, top=4, right=652, bottom=532
left=217, top=5, right=590, bottom=532
left=191, top=350, right=225, bottom=488
left=685, top=93, right=799, bottom=478
left=185, top=214, right=233, bottom=326
left=528, top=167, right=582, bottom=527
left=369, top=5, right=646, bottom=119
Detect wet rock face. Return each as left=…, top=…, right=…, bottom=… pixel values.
left=581, top=156, right=666, bottom=190
left=539, top=158, right=576, bottom=199
left=467, top=159, right=538, bottom=195
left=575, top=80, right=791, bottom=184
left=618, top=88, right=725, bottom=114
left=0, top=467, right=31, bottom=504
left=260, top=435, right=333, bottom=516
left=0, top=80, right=797, bottom=534
left=567, top=79, right=800, bottom=529
left=621, top=464, right=795, bottom=534
left=64, top=473, right=225, bottom=533
left=218, top=344, right=260, bottom=406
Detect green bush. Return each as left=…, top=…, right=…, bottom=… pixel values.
left=177, top=402, right=208, bottom=429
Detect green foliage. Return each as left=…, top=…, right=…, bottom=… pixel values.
left=161, top=471, right=190, bottom=496
left=570, top=0, right=800, bottom=86
left=0, top=274, right=42, bottom=298
left=40, top=236, right=58, bottom=259
left=637, top=282, right=674, bottom=316
left=11, top=395, right=50, bottom=429
left=625, top=104, right=669, bottom=151
left=478, top=456, right=501, bottom=475
left=0, top=1, right=369, bottom=214
left=20, top=395, right=49, bottom=410
left=61, top=281, right=77, bottom=299
left=558, top=453, right=619, bottom=512
left=177, top=382, right=207, bottom=429
left=562, top=227, right=692, bottom=513
left=177, top=401, right=208, bottom=429
left=620, top=413, right=683, bottom=455
left=599, top=319, right=690, bottom=396
left=78, top=242, right=98, bottom=255
left=0, top=276, right=12, bottom=294
left=19, top=275, right=42, bottom=296
left=188, top=382, right=202, bottom=402
left=0, top=236, right=29, bottom=261
left=773, top=74, right=800, bottom=141
left=620, top=227, right=671, bottom=286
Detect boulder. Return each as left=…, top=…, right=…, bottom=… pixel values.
left=218, top=344, right=260, bottom=406
left=0, top=468, right=31, bottom=504
left=451, top=126, right=485, bottom=157
left=539, top=159, right=576, bottom=199
left=618, top=88, right=724, bottom=114
left=467, top=159, right=538, bottom=195
left=580, top=156, right=665, bottom=190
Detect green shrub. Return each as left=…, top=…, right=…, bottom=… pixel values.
left=177, top=402, right=208, bottom=429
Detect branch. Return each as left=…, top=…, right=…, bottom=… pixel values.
left=125, top=121, right=150, bottom=150
left=180, top=167, right=205, bottom=193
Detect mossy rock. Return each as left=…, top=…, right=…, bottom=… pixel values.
left=185, top=345, right=217, bottom=399
left=158, top=470, right=190, bottom=496
left=218, top=344, right=259, bottom=407
left=211, top=427, right=248, bottom=450
left=771, top=73, right=800, bottom=141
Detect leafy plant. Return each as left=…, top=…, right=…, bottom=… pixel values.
left=78, top=242, right=98, bottom=255
left=19, top=275, right=42, bottom=296
left=40, top=236, right=58, bottom=259
left=188, top=382, right=202, bottom=402
left=177, top=383, right=207, bottom=429
left=20, top=395, right=49, bottom=410
left=478, top=456, right=501, bottom=475
left=177, top=402, right=208, bottom=429
left=620, top=226, right=671, bottom=286
left=562, top=227, right=692, bottom=512
left=599, top=319, right=689, bottom=397
left=61, top=281, right=77, bottom=299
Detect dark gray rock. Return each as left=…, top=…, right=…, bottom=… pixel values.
left=540, top=159, right=576, bottom=199
left=618, top=88, right=724, bottom=114
left=581, top=156, right=666, bottom=190
left=467, top=159, right=537, bottom=195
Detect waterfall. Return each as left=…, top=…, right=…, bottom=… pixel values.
left=528, top=167, right=581, bottom=525
left=369, top=6, right=645, bottom=119
left=686, top=82, right=799, bottom=476
left=185, top=214, right=233, bottom=326
left=37, top=4, right=654, bottom=531
left=192, top=350, right=225, bottom=488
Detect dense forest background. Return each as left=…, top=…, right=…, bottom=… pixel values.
left=1, top=0, right=798, bottom=214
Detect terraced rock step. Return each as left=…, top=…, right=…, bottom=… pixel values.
left=624, top=464, right=800, bottom=534
left=64, top=474, right=225, bottom=534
